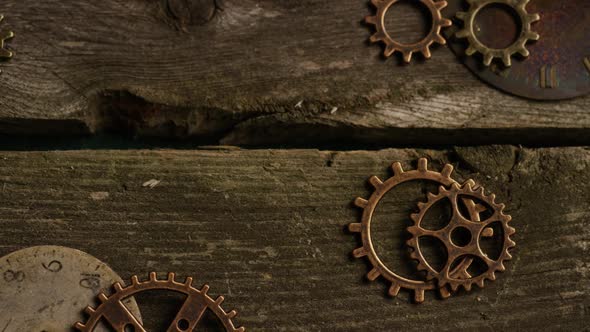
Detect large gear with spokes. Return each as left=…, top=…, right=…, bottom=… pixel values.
left=455, top=0, right=540, bottom=67
left=75, top=272, right=245, bottom=332
left=0, top=15, right=15, bottom=59
left=406, top=182, right=516, bottom=292
left=365, top=0, right=452, bottom=62
left=349, top=158, right=477, bottom=303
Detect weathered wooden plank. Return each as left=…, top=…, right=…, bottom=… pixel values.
left=0, top=1, right=588, bottom=144
left=0, top=147, right=587, bottom=330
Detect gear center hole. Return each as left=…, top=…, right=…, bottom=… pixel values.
left=474, top=3, right=522, bottom=49
left=383, top=0, right=433, bottom=44
left=177, top=318, right=190, bottom=331
left=451, top=226, right=472, bottom=247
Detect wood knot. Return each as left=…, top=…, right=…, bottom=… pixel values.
left=165, top=0, right=222, bottom=30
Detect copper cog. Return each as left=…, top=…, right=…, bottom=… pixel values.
left=407, top=182, right=516, bottom=292
left=74, top=272, right=245, bottom=332
left=349, top=158, right=476, bottom=303
left=365, top=0, right=452, bottom=62
left=455, top=0, right=540, bottom=66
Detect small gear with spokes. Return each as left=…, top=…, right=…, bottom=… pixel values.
left=455, top=0, right=540, bottom=67
left=75, top=272, right=245, bottom=332
left=0, top=15, right=14, bottom=59
left=349, top=158, right=477, bottom=303
left=407, top=182, right=516, bottom=292
left=365, top=0, right=452, bottom=62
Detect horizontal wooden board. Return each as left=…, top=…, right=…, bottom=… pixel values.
left=0, top=147, right=587, bottom=330
left=0, top=1, right=589, bottom=145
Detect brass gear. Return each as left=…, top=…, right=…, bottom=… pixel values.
left=455, top=0, right=540, bottom=67
left=349, top=158, right=475, bottom=303
left=365, top=0, right=452, bottom=62
left=407, top=182, right=516, bottom=292
left=74, top=272, right=245, bottom=332
left=0, top=15, right=15, bottom=59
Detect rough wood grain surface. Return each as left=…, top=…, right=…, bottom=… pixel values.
left=0, top=1, right=589, bottom=145
left=0, top=147, right=587, bottom=330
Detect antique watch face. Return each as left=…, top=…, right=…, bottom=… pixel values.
left=444, top=0, right=590, bottom=100
left=0, top=246, right=141, bottom=331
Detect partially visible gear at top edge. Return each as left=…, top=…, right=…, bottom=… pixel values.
left=0, top=15, right=14, bottom=59
left=455, top=0, right=540, bottom=67
left=365, top=0, right=452, bottom=62
left=407, top=182, right=516, bottom=292
left=349, top=158, right=475, bottom=303
left=75, top=272, right=245, bottom=332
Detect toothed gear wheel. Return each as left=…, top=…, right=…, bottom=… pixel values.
left=349, top=158, right=476, bottom=303
left=365, top=0, right=452, bottom=62
left=455, top=0, right=540, bottom=66
left=75, top=272, right=245, bottom=332
left=0, top=15, right=15, bottom=59
left=407, top=182, right=516, bottom=292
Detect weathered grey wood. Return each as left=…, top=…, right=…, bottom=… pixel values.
left=0, top=1, right=589, bottom=145
left=0, top=147, right=587, bottom=330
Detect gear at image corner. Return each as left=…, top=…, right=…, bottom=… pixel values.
left=75, top=272, right=245, bottom=332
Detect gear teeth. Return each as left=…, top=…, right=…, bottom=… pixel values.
left=350, top=158, right=485, bottom=303
left=113, top=282, right=124, bottom=292
left=235, top=327, right=246, bottom=332
left=367, top=268, right=381, bottom=281
left=131, top=275, right=140, bottom=285
left=348, top=222, right=362, bottom=233
left=422, top=47, right=432, bottom=59
left=414, top=289, right=425, bottom=303
left=365, top=15, right=378, bottom=25
left=354, top=197, right=369, bottom=209
left=402, top=51, right=413, bottom=63
left=417, top=158, right=428, bottom=172
left=352, top=247, right=368, bottom=258
left=439, top=286, right=451, bottom=299
left=410, top=178, right=515, bottom=293
left=407, top=225, right=419, bottom=235
left=200, top=284, right=210, bottom=294
left=435, top=1, right=448, bottom=10
left=476, top=279, right=485, bottom=288
left=384, top=44, right=396, bottom=57
left=370, top=32, right=385, bottom=43
left=366, top=0, right=450, bottom=62
left=441, top=164, right=454, bottom=178
left=74, top=322, right=86, bottom=331
left=97, top=292, right=108, bottom=303
left=388, top=283, right=401, bottom=297
left=77, top=273, right=243, bottom=331
left=391, top=162, right=404, bottom=175
left=456, top=0, right=539, bottom=66
left=369, top=176, right=383, bottom=189
left=227, top=310, right=238, bottom=318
